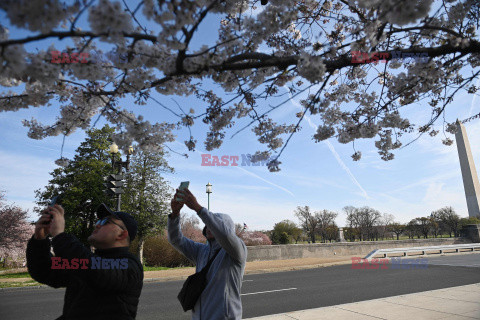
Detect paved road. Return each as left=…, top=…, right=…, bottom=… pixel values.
left=1, top=254, right=479, bottom=320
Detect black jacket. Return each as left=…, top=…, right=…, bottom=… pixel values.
left=26, top=233, right=143, bottom=320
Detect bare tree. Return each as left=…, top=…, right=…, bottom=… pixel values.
left=379, top=213, right=395, bottom=240
left=345, top=206, right=382, bottom=241
left=389, top=222, right=405, bottom=240
left=406, top=219, right=423, bottom=239
left=415, top=217, right=431, bottom=239
left=436, top=207, right=461, bottom=237
left=429, top=211, right=442, bottom=238
left=316, top=210, right=338, bottom=243
left=325, top=224, right=339, bottom=243
left=295, top=206, right=319, bottom=243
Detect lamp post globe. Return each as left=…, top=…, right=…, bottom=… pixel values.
left=206, top=182, right=212, bottom=211
left=106, top=143, right=133, bottom=211
left=109, top=142, right=119, bottom=154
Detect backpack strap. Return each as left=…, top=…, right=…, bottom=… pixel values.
left=201, top=249, right=221, bottom=272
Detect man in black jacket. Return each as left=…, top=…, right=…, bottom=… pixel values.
left=26, top=203, right=143, bottom=320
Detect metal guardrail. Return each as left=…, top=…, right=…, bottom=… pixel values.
left=364, top=243, right=480, bottom=259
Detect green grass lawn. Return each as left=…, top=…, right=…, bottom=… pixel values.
left=0, top=272, right=31, bottom=279
left=0, top=280, right=39, bottom=288
left=0, top=266, right=179, bottom=288
left=0, top=266, right=181, bottom=277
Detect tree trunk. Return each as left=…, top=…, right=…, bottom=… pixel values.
left=136, top=237, right=144, bottom=265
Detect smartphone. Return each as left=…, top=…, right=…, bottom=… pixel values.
left=49, top=195, right=60, bottom=207
left=176, top=181, right=190, bottom=201
left=42, top=195, right=61, bottom=225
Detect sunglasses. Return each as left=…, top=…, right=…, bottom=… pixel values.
left=95, top=217, right=126, bottom=231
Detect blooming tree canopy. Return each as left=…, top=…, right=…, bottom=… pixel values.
left=0, top=0, right=479, bottom=170
left=0, top=191, right=33, bottom=266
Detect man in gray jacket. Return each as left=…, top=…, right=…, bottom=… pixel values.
left=168, top=187, right=247, bottom=320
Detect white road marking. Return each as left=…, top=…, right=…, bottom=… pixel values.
left=241, top=288, right=297, bottom=296
left=427, top=263, right=480, bottom=268
left=243, top=280, right=253, bottom=282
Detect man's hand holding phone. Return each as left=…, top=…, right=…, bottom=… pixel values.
left=171, top=190, right=184, bottom=218
left=177, top=188, right=203, bottom=213
left=48, top=204, right=65, bottom=237
left=34, top=196, right=57, bottom=240
left=170, top=182, right=189, bottom=218
left=34, top=201, right=65, bottom=239
left=175, top=182, right=189, bottom=201
left=34, top=210, right=52, bottom=240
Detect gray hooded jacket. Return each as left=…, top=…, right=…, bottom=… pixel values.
left=168, top=207, right=247, bottom=320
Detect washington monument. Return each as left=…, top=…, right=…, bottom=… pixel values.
left=455, top=120, right=480, bottom=218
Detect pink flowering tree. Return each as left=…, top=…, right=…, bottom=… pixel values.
left=0, top=1, right=479, bottom=170
left=181, top=214, right=205, bottom=243
left=235, top=223, right=271, bottom=245
left=0, top=192, right=33, bottom=268
left=240, top=231, right=272, bottom=246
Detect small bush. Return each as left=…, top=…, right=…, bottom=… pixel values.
left=143, top=234, right=195, bottom=267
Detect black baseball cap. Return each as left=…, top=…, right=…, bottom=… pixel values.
left=96, top=203, right=138, bottom=241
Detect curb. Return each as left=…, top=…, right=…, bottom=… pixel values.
left=0, top=260, right=353, bottom=289
left=142, top=260, right=353, bottom=284
left=0, top=284, right=49, bottom=291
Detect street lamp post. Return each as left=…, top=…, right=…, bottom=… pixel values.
left=206, top=182, right=212, bottom=211
left=108, top=143, right=134, bottom=211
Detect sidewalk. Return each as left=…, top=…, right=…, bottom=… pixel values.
left=245, top=283, right=480, bottom=320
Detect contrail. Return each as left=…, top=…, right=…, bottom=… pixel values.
left=232, top=165, right=295, bottom=196
left=171, top=141, right=295, bottom=197
left=323, top=140, right=369, bottom=199
left=285, top=87, right=369, bottom=199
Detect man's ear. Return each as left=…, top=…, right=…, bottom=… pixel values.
left=117, top=229, right=129, bottom=242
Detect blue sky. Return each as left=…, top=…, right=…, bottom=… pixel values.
left=1, top=2, right=479, bottom=231
left=1, top=84, right=479, bottom=231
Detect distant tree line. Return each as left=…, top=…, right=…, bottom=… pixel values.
left=268, top=206, right=339, bottom=244
left=267, top=205, right=480, bottom=245
left=344, top=206, right=480, bottom=241
left=401, top=207, right=480, bottom=239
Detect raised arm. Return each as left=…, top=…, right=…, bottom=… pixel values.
left=177, top=188, right=247, bottom=264
left=167, top=214, right=205, bottom=264
left=26, top=236, right=69, bottom=288
left=26, top=208, right=69, bottom=288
